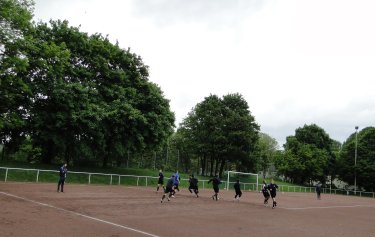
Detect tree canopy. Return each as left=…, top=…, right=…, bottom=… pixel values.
left=178, top=93, right=260, bottom=177
left=274, top=124, right=337, bottom=185
left=337, top=127, right=375, bottom=192
left=0, top=1, right=175, bottom=166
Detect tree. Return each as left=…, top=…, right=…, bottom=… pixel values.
left=0, top=0, right=34, bottom=159
left=1, top=8, right=175, bottom=166
left=179, top=93, right=260, bottom=177
left=337, top=127, right=375, bottom=192
left=275, top=124, right=335, bottom=185
left=256, top=133, right=279, bottom=178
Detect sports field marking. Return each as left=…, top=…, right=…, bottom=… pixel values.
left=280, top=204, right=375, bottom=210
left=0, top=191, right=161, bottom=237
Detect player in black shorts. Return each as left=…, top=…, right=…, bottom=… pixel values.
left=268, top=179, right=279, bottom=209
left=261, top=180, right=270, bottom=206
left=156, top=170, right=165, bottom=192
left=188, top=174, right=199, bottom=197
left=208, top=174, right=221, bottom=201
left=161, top=175, right=175, bottom=203
left=234, top=179, right=242, bottom=201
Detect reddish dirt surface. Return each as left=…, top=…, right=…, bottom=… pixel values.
left=1, top=182, right=374, bottom=237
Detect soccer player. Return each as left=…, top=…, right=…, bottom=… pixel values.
left=261, top=180, right=270, bottom=206
left=208, top=174, right=221, bottom=201
left=234, top=179, right=242, bottom=201
left=57, top=163, right=67, bottom=192
left=316, top=182, right=322, bottom=200
left=268, top=179, right=279, bottom=209
left=161, top=175, right=175, bottom=203
left=188, top=174, right=199, bottom=197
left=156, top=170, right=165, bottom=192
left=172, top=171, right=180, bottom=197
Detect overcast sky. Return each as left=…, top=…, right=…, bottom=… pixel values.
left=33, top=0, right=375, bottom=146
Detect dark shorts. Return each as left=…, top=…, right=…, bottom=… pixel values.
left=165, top=187, right=173, bottom=193
left=213, top=186, right=219, bottom=193
left=262, top=192, right=270, bottom=198
left=235, top=190, right=242, bottom=195
left=270, top=192, right=276, bottom=198
left=189, top=185, right=198, bottom=190
left=158, top=179, right=164, bottom=185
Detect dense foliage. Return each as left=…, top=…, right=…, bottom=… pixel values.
left=337, top=127, right=375, bottom=192
left=0, top=0, right=175, bottom=166
left=177, top=94, right=260, bottom=177
left=274, top=124, right=338, bottom=185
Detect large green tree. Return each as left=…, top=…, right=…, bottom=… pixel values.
left=337, top=127, right=375, bottom=192
left=1, top=4, right=175, bottom=166
left=275, top=124, right=336, bottom=185
left=0, top=0, right=34, bottom=158
left=179, top=93, right=260, bottom=177
left=256, top=133, right=279, bottom=178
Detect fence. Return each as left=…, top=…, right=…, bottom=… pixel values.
left=0, top=167, right=374, bottom=198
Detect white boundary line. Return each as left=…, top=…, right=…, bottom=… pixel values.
left=0, top=191, right=161, bottom=237
left=279, top=204, right=375, bottom=210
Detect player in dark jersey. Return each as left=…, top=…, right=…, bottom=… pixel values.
left=234, top=179, right=242, bottom=201
left=57, top=163, right=67, bottom=192
left=268, top=179, right=279, bottom=209
left=156, top=170, right=165, bottom=192
left=261, top=180, right=270, bottom=206
left=316, top=183, right=322, bottom=200
left=188, top=174, right=199, bottom=197
left=208, top=174, right=221, bottom=201
left=161, top=175, right=175, bottom=203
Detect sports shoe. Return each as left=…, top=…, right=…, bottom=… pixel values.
left=161, top=199, right=163, bottom=203
left=171, top=195, right=175, bottom=198
left=167, top=197, right=170, bottom=201
left=212, top=195, right=215, bottom=200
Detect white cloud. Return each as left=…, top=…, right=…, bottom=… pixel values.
left=33, top=0, right=375, bottom=146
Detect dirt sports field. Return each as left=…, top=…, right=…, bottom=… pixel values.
left=1, top=182, right=374, bottom=237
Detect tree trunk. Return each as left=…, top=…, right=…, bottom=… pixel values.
left=219, top=158, right=226, bottom=178
left=209, top=155, right=214, bottom=177
left=214, top=156, right=220, bottom=176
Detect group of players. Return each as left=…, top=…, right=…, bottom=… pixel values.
left=157, top=170, right=279, bottom=208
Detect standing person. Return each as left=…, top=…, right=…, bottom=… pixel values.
left=172, top=171, right=180, bottom=197
left=261, top=180, right=270, bottom=206
left=188, top=174, right=199, bottom=197
left=208, top=174, right=221, bottom=201
left=161, top=175, right=175, bottom=203
left=316, top=182, right=322, bottom=200
left=268, top=179, right=279, bottom=209
left=156, top=170, right=165, bottom=192
left=234, top=179, right=242, bottom=201
left=57, top=163, right=67, bottom=192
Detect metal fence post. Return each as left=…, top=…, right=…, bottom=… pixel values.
left=110, top=175, right=112, bottom=185
left=89, top=174, right=91, bottom=184
left=5, top=168, right=8, bottom=182
left=36, top=170, right=40, bottom=182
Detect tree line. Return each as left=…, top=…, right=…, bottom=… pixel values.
left=1, top=0, right=374, bottom=192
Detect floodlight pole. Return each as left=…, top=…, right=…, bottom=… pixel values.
left=354, top=126, right=358, bottom=195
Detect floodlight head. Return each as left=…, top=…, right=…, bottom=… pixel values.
left=355, top=126, right=359, bottom=130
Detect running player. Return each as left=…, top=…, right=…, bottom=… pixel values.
left=208, top=174, right=221, bottom=201
left=316, top=182, right=322, bottom=200
left=261, top=180, right=270, bottom=206
left=57, top=163, right=67, bottom=192
left=172, top=171, right=180, bottom=197
left=234, top=179, right=242, bottom=201
left=188, top=174, right=199, bottom=197
left=161, top=175, right=175, bottom=203
left=156, top=170, right=165, bottom=192
left=268, top=179, right=279, bottom=209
